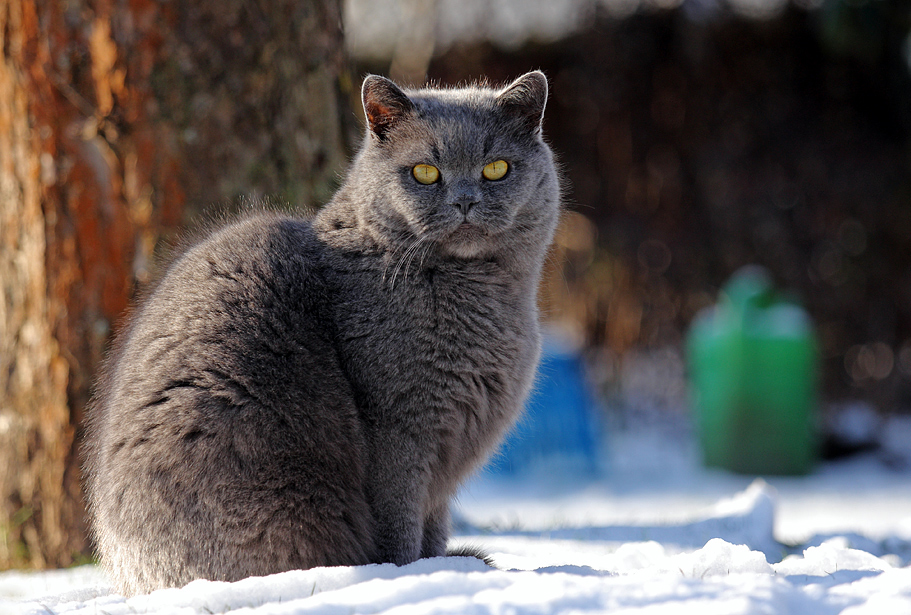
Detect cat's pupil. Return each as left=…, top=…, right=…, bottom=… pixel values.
left=412, top=164, right=440, bottom=185
left=482, top=160, right=509, bottom=181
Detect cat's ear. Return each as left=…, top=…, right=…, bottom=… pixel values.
left=496, top=71, right=548, bottom=134
left=362, top=75, right=415, bottom=141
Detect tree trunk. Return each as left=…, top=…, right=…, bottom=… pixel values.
left=0, top=0, right=348, bottom=569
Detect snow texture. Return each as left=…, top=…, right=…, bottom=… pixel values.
left=6, top=408, right=911, bottom=614
left=4, top=476, right=911, bottom=615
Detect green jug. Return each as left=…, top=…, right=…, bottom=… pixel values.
left=687, top=266, right=818, bottom=475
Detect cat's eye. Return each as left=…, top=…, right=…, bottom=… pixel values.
left=412, top=164, right=440, bottom=185
left=482, top=160, right=509, bottom=181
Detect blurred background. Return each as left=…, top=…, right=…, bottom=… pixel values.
left=1, top=0, right=909, bottom=570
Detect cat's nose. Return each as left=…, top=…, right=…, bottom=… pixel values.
left=448, top=182, right=481, bottom=216
left=453, top=198, right=479, bottom=216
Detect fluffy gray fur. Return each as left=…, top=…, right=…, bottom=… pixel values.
left=84, top=71, right=560, bottom=596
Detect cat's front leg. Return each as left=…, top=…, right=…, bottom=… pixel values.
left=420, top=503, right=450, bottom=558
left=374, top=512, right=421, bottom=565
left=365, top=431, right=428, bottom=566
left=370, top=492, right=425, bottom=565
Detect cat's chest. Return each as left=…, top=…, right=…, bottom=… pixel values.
left=329, top=259, right=537, bottom=411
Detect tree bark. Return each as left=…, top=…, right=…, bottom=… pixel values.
left=0, top=0, right=348, bottom=569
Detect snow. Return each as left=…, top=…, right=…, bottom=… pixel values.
left=5, top=414, right=911, bottom=614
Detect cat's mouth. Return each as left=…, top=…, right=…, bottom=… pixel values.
left=451, top=220, right=483, bottom=238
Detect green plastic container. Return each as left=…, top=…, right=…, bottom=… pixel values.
left=687, top=266, right=818, bottom=475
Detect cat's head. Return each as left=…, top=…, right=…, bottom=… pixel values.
left=347, top=72, right=560, bottom=262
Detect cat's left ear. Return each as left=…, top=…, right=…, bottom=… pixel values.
left=362, top=75, right=415, bottom=141
left=496, top=71, right=548, bottom=134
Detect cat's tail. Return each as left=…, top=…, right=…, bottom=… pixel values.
left=446, top=544, right=496, bottom=568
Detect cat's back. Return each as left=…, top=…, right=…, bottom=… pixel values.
left=99, top=212, right=329, bottom=423
left=142, top=211, right=319, bottom=326
left=86, top=211, right=374, bottom=595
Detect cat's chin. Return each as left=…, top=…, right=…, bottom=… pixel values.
left=443, top=242, right=488, bottom=260
left=440, top=224, right=491, bottom=259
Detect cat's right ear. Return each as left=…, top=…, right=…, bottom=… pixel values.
left=496, top=71, right=548, bottom=135
left=362, top=75, right=415, bottom=141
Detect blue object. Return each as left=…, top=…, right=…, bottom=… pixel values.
left=486, top=334, right=604, bottom=477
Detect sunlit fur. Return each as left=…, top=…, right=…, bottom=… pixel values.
left=84, top=72, right=560, bottom=596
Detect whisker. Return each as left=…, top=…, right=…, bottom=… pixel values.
left=403, top=237, right=431, bottom=281
left=418, top=240, right=434, bottom=271
left=382, top=243, right=406, bottom=283
left=391, top=237, right=427, bottom=289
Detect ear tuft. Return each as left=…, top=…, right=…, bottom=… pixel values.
left=362, top=75, right=414, bottom=141
left=496, top=71, right=548, bottom=134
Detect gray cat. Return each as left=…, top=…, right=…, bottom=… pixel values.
left=84, top=71, right=560, bottom=596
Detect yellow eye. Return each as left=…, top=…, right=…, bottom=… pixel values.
left=412, top=164, right=440, bottom=185
left=482, top=159, right=509, bottom=181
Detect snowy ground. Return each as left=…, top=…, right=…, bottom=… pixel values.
left=4, top=412, right=911, bottom=614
